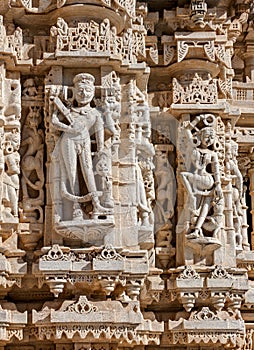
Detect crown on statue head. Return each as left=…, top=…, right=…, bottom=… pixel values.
left=73, top=73, right=95, bottom=86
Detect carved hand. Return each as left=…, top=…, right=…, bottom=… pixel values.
left=214, top=185, right=223, bottom=200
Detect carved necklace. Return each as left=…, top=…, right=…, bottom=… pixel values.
left=71, top=106, right=92, bottom=115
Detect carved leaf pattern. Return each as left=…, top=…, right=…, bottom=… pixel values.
left=149, top=44, right=158, bottom=64
left=97, top=245, right=124, bottom=260
left=204, top=41, right=215, bottom=61
left=218, top=78, right=233, bottom=99
left=215, top=44, right=229, bottom=66
left=177, top=41, right=189, bottom=62
left=164, top=45, right=174, bottom=65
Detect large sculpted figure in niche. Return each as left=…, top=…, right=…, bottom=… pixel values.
left=179, top=114, right=224, bottom=242
left=50, top=73, right=111, bottom=222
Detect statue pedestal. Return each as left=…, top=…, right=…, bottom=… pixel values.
left=55, top=217, right=115, bottom=246
left=185, top=236, right=221, bottom=265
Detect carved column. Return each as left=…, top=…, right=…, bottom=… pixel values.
left=248, top=159, right=254, bottom=250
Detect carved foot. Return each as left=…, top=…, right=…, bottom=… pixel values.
left=101, top=198, right=114, bottom=208
left=92, top=197, right=112, bottom=214
left=186, top=232, right=200, bottom=239
left=186, top=228, right=203, bottom=239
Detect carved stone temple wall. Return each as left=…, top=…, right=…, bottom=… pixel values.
left=1, top=0, right=254, bottom=349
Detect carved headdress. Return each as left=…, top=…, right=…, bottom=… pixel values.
left=73, top=73, right=95, bottom=86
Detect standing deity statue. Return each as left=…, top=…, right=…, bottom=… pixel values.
left=179, top=114, right=224, bottom=241
left=155, top=150, right=175, bottom=224
left=154, top=148, right=175, bottom=248
left=50, top=73, right=111, bottom=222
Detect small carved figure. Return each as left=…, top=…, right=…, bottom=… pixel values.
left=225, top=140, right=245, bottom=249
left=154, top=150, right=175, bottom=224
left=20, top=106, right=44, bottom=222
left=136, top=156, right=151, bottom=226
left=22, top=78, right=38, bottom=98
left=2, top=130, right=20, bottom=221
left=179, top=114, right=223, bottom=240
left=50, top=73, right=110, bottom=221
left=56, top=17, right=68, bottom=36
left=244, top=329, right=253, bottom=350
left=95, top=151, right=114, bottom=209
left=153, top=148, right=175, bottom=249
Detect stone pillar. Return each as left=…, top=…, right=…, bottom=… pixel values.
left=248, top=164, right=254, bottom=250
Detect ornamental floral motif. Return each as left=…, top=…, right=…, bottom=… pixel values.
left=210, top=265, right=232, bottom=279
left=66, top=296, right=98, bottom=314
left=190, top=307, right=219, bottom=321
left=177, top=266, right=201, bottom=280
left=41, top=245, right=75, bottom=261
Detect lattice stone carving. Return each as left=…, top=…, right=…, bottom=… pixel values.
left=164, top=45, right=175, bottom=65
left=173, top=73, right=218, bottom=104
left=50, top=18, right=146, bottom=65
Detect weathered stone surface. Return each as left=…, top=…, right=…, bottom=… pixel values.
left=0, top=0, right=253, bottom=349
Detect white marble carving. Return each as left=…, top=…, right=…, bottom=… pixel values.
left=0, top=1, right=254, bottom=350
left=178, top=114, right=223, bottom=244
left=20, top=106, right=44, bottom=223
left=50, top=73, right=112, bottom=221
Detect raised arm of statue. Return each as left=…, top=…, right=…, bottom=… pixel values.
left=51, top=108, right=74, bottom=133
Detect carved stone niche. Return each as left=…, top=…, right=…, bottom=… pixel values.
left=44, top=65, right=155, bottom=253
left=176, top=113, right=233, bottom=266
left=45, top=67, right=116, bottom=246
left=19, top=76, right=45, bottom=251
left=150, top=112, right=177, bottom=269
left=154, top=144, right=176, bottom=269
